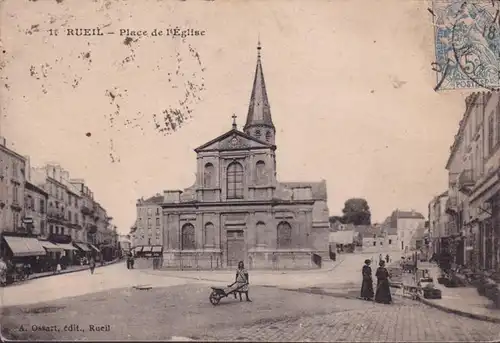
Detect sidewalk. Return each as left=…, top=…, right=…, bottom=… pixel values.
left=26, top=259, right=123, bottom=281
left=414, top=262, right=500, bottom=323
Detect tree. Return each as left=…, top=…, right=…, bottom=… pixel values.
left=329, top=216, right=344, bottom=225
left=341, top=198, right=371, bottom=225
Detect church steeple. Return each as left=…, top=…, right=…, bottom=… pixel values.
left=244, top=41, right=276, bottom=145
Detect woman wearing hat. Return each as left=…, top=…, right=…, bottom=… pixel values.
left=375, top=260, right=392, bottom=304
left=360, top=259, right=374, bottom=301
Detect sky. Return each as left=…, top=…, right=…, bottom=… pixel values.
left=0, top=0, right=470, bottom=234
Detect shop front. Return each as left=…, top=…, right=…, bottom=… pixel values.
left=73, top=241, right=91, bottom=264
left=2, top=233, right=46, bottom=262
left=100, top=244, right=114, bottom=261
left=48, top=234, right=78, bottom=268
left=468, top=168, right=500, bottom=271
left=88, top=243, right=101, bottom=260
left=38, top=240, right=64, bottom=272
left=1, top=233, right=47, bottom=280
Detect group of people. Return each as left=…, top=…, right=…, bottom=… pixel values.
left=360, top=258, right=393, bottom=304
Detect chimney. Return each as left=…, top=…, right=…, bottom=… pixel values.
left=62, top=170, right=70, bottom=183
left=0, top=136, right=5, bottom=147
left=23, top=156, right=31, bottom=181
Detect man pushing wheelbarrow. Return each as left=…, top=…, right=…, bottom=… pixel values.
left=209, top=261, right=252, bottom=305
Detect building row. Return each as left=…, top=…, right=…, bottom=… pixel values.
left=129, top=43, right=332, bottom=270
left=329, top=209, right=427, bottom=255
left=429, top=92, right=500, bottom=272
left=0, top=136, right=118, bottom=271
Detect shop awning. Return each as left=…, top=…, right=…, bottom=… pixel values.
left=133, top=247, right=143, bottom=253
left=152, top=246, right=163, bottom=253
left=142, top=246, right=153, bottom=252
left=74, top=242, right=91, bottom=252
left=55, top=243, right=78, bottom=251
left=39, top=240, right=64, bottom=252
left=4, top=236, right=46, bottom=257
left=88, top=244, right=100, bottom=253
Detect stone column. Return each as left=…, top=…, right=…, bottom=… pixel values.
left=196, top=214, right=203, bottom=250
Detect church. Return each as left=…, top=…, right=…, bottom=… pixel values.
left=161, top=43, right=330, bottom=270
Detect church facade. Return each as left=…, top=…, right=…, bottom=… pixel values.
left=161, top=44, right=330, bottom=270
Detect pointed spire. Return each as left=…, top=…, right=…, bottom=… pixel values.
left=244, top=41, right=275, bottom=132
left=232, top=113, right=237, bottom=130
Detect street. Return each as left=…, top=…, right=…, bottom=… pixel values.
left=1, top=255, right=499, bottom=342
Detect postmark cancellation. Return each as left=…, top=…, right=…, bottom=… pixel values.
left=433, top=0, right=500, bottom=91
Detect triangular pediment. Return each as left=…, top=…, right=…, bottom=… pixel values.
left=195, top=129, right=274, bottom=152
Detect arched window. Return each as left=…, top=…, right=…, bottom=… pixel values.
left=227, top=162, right=244, bottom=199
left=265, top=131, right=272, bottom=142
left=256, top=221, right=266, bottom=245
left=277, top=221, right=292, bottom=249
left=181, top=223, right=195, bottom=250
left=204, top=222, right=215, bottom=247
left=256, top=160, right=267, bottom=184
left=203, top=163, right=215, bottom=188
left=255, top=129, right=261, bottom=140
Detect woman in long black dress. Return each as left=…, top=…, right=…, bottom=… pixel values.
left=375, top=260, right=392, bottom=304
left=360, top=259, right=374, bottom=300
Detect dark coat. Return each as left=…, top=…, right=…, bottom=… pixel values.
left=360, top=264, right=374, bottom=299
left=375, top=266, right=392, bottom=304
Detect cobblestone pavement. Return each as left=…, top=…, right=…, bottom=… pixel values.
left=2, top=283, right=499, bottom=342
left=200, top=299, right=500, bottom=342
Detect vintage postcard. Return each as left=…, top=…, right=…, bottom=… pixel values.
left=1, top=0, right=500, bottom=341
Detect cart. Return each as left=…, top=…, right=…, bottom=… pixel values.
left=209, top=283, right=248, bottom=306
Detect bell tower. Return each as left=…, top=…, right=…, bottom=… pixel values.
left=243, top=41, right=276, bottom=145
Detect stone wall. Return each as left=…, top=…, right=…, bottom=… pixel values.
left=248, top=250, right=315, bottom=270
left=161, top=251, right=223, bottom=270
left=158, top=250, right=317, bottom=270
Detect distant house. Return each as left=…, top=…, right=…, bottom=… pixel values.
left=390, top=209, right=425, bottom=252
left=410, top=223, right=427, bottom=250
left=329, top=230, right=355, bottom=253
left=381, top=216, right=399, bottom=251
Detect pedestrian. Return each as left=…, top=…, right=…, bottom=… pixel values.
left=375, top=260, right=392, bottom=304
left=379, top=254, right=383, bottom=264
left=360, top=259, right=374, bottom=301
left=385, top=254, right=390, bottom=263
left=234, top=261, right=251, bottom=302
left=89, top=257, right=96, bottom=275
left=56, top=262, right=62, bottom=274
left=130, top=255, right=135, bottom=269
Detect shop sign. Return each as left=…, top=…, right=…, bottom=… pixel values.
left=49, top=234, right=72, bottom=244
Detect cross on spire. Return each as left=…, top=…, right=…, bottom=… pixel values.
left=257, top=37, right=261, bottom=59
left=232, top=113, right=237, bottom=129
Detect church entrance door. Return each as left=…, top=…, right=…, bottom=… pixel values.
left=226, top=230, right=245, bottom=268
